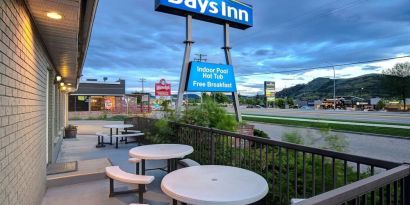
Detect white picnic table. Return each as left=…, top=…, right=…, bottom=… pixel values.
left=103, top=124, right=134, bottom=144
left=161, top=165, right=269, bottom=205
left=129, top=144, right=194, bottom=174
left=104, top=124, right=134, bottom=133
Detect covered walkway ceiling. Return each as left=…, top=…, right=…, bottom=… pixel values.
left=25, top=0, right=98, bottom=87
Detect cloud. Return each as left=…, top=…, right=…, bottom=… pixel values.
left=83, top=0, right=410, bottom=95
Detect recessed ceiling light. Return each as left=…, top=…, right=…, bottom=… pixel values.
left=47, top=12, right=62, bottom=20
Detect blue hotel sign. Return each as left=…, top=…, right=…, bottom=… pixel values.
left=186, top=62, right=237, bottom=92
left=155, top=0, right=253, bottom=30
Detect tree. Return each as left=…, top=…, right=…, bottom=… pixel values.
left=213, top=93, right=229, bottom=104
left=161, top=100, right=171, bottom=111
left=375, top=100, right=386, bottom=111
left=382, top=62, right=410, bottom=111
left=286, top=97, right=295, bottom=107
left=246, top=98, right=255, bottom=105
left=275, top=98, right=286, bottom=109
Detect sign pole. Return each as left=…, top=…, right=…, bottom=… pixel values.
left=223, top=23, right=242, bottom=122
left=176, top=15, right=194, bottom=113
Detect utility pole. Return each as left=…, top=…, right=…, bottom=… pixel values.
left=139, top=78, right=146, bottom=93
left=194, top=53, right=207, bottom=62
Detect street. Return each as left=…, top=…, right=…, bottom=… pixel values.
left=227, top=107, right=410, bottom=124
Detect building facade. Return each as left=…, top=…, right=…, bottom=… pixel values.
left=0, top=0, right=97, bottom=204
left=69, top=79, right=151, bottom=119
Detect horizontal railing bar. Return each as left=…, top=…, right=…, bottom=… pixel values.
left=173, top=122, right=401, bottom=169
left=294, top=165, right=410, bottom=205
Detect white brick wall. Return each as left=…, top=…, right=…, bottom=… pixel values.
left=0, top=0, right=65, bottom=204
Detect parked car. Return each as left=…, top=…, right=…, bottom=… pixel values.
left=300, top=106, right=314, bottom=110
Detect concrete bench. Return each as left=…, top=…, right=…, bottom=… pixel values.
left=121, top=130, right=142, bottom=134
left=178, top=158, right=200, bottom=169
left=105, top=166, right=154, bottom=204
left=112, top=133, right=144, bottom=148
left=128, top=158, right=141, bottom=174
left=96, top=132, right=110, bottom=147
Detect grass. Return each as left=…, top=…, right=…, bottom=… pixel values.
left=241, top=113, right=410, bottom=127
left=242, top=116, right=410, bottom=138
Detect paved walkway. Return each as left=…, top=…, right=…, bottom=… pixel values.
left=42, top=121, right=172, bottom=205
left=243, top=114, right=410, bottom=129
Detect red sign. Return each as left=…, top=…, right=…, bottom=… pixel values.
left=104, top=98, right=113, bottom=110
left=155, top=79, right=171, bottom=96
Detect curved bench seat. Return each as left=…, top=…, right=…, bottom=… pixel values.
left=106, top=166, right=153, bottom=184
left=112, top=133, right=144, bottom=148
left=178, top=158, right=200, bottom=168
left=96, top=132, right=109, bottom=147
left=105, top=166, right=154, bottom=203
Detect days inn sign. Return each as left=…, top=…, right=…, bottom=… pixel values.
left=155, top=0, right=251, bottom=121
left=155, top=0, right=253, bottom=29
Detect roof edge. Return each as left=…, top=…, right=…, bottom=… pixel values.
left=75, top=0, right=99, bottom=90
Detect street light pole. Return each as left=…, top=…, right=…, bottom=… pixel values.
left=333, top=66, right=336, bottom=110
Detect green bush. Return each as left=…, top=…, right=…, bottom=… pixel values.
left=253, top=129, right=269, bottom=139
left=281, top=131, right=304, bottom=145
left=144, top=119, right=175, bottom=144
left=106, top=115, right=128, bottom=121
left=181, top=99, right=238, bottom=131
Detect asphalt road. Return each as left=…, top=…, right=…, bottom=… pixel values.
left=227, top=107, right=410, bottom=125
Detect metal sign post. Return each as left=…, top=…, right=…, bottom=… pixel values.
left=176, top=15, right=194, bottom=113
left=222, top=23, right=242, bottom=121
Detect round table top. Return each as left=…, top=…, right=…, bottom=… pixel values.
left=103, top=124, right=133, bottom=129
left=129, top=144, right=194, bottom=160
left=161, top=165, right=269, bottom=205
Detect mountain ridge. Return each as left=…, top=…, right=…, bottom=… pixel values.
left=276, top=74, right=389, bottom=100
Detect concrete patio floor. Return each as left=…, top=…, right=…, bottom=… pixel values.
left=41, top=122, right=174, bottom=205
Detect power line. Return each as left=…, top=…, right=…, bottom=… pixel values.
left=232, top=0, right=367, bottom=45
left=237, top=55, right=410, bottom=76
left=139, top=78, right=147, bottom=93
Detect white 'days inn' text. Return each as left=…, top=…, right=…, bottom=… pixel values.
left=167, top=0, right=250, bottom=22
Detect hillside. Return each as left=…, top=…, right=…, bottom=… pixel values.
left=276, top=74, right=390, bottom=100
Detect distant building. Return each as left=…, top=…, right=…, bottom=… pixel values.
left=69, top=79, right=126, bottom=112
left=69, top=79, right=150, bottom=116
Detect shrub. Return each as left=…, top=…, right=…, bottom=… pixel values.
left=281, top=131, right=304, bottom=145
left=181, top=99, right=238, bottom=131
left=253, top=129, right=269, bottom=139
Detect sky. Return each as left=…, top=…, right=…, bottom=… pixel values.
left=82, top=0, right=410, bottom=95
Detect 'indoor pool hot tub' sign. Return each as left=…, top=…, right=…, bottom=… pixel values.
left=186, top=61, right=237, bottom=92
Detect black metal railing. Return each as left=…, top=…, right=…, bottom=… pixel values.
left=125, top=117, right=410, bottom=205
left=295, top=165, right=410, bottom=205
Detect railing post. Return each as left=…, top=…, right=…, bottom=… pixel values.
left=210, top=129, right=215, bottom=165
left=405, top=175, right=410, bottom=205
